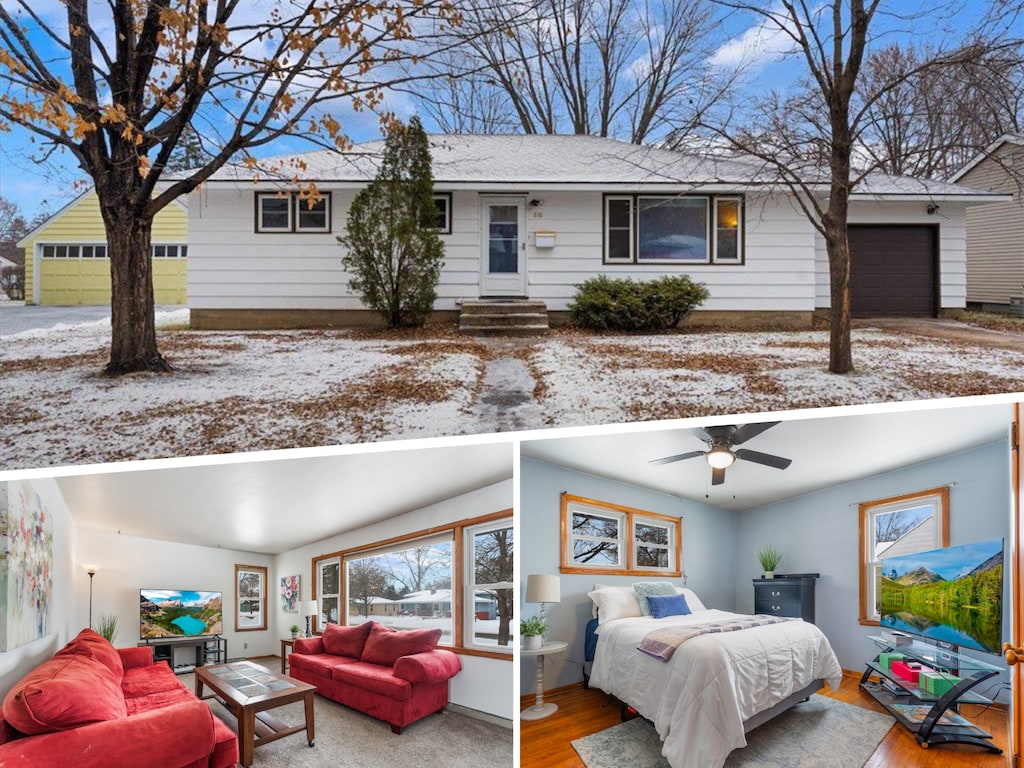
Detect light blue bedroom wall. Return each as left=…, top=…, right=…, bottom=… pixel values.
left=734, top=438, right=1012, bottom=699
left=520, top=458, right=738, bottom=695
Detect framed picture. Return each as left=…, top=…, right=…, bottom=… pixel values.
left=235, top=564, right=267, bottom=632
left=280, top=574, right=300, bottom=612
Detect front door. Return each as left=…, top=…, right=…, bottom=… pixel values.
left=480, top=197, right=527, bottom=296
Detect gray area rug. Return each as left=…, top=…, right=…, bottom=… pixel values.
left=179, top=670, right=512, bottom=768
left=571, top=695, right=894, bottom=768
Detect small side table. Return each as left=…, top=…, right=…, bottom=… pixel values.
left=281, top=638, right=295, bottom=674
left=521, top=640, right=568, bottom=721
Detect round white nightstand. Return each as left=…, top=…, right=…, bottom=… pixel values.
left=520, top=640, right=568, bottom=720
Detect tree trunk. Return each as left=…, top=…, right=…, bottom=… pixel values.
left=102, top=212, right=172, bottom=375
left=824, top=211, right=854, bottom=374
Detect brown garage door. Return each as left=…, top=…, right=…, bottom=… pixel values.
left=849, top=226, right=937, bottom=317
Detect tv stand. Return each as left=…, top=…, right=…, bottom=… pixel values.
left=859, top=635, right=1002, bottom=753
left=139, top=636, right=227, bottom=674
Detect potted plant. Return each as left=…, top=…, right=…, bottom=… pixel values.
left=520, top=616, right=548, bottom=650
left=96, top=613, right=119, bottom=643
left=290, top=624, right=300, bottom=639
left=758, top=545, right=782, bottom=579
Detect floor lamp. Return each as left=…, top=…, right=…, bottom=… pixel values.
left=304, top=600, right=319, bottom=637
left=85, top=564, right=98, bottom=629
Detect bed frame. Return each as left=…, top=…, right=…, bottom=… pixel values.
left=582, top=616, right=824, bottom=732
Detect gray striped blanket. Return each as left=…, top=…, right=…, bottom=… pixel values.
left=637, top=615, right=799, bottom=662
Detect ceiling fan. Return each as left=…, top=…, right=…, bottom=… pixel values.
left=649, top=422, right=793, bottom=486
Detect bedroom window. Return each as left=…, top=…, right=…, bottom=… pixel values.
left=605, top=196, right=633, bottom=262
left=561, top=494, right=682, bottom=576
left=256, top=193, right=292, bottom=232
left=464, top=519, right=514, bottom=651
left=311, top=509, right=513, bottom=658
left=432, top=193, right=452, bottom=234
left=296, top=193, right=331, bottom=232
left=858, top=487, right=949, bottom=625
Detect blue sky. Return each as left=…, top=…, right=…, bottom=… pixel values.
left=0, top=1, right=1012, bottom=218
left=883, top=538, right=1004, bottom=581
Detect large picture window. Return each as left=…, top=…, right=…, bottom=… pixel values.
left=561, top=494, right=681, bottom=576
left=859, top=487, right=950, bottom=624
left=603, top=194, right=744, bottom=265
left=312, top=509, right=513, bottom=658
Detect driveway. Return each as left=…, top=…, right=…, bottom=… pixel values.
left=855, top=318, right=1024, bottom=352
left=0, top=304, right=188, bottom=338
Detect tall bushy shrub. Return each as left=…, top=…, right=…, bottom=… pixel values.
left=340, top=117, right=444, bottom=327
left=569, top=275, right=709, bottom=331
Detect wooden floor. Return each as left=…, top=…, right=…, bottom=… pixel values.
left=520, top=672, right=1011, bottom=768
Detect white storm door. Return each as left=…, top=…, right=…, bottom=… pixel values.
left=480, top=197, right=527, bottom=296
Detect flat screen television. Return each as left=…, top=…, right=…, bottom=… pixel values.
left=140, top=589, right=223, bottom=639
left=879, top=538, right=1003, bottom=654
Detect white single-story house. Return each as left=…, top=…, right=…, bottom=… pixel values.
left=185, top=134, right=1008, bottom=330
left=949, top=133, right=1024, bottom=313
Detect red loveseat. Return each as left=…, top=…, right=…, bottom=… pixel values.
left=0, top=629, right=237, bottom=768
left=290, top=620, right=461, bottom=733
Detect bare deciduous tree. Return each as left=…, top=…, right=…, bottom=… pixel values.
left=417, top=0, right=719, bottom=143
left=0, top=0, right=459, bottom=374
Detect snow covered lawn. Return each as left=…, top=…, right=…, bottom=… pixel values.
left=3, top=313, right=1023, bottom=469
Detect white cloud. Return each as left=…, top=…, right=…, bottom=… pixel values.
left=709, top=8, right=801, bottom=70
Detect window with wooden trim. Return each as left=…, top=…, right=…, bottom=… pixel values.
left=859, top=487, right=950, bottom=625
left=561, top=494, right=681, bottom=576
left=312, top=509, right=513, bottom=658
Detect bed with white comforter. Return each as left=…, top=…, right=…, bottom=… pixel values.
left=590, top=608, right=843, bottom=768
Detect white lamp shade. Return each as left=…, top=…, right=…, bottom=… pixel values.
left=84, top=564, right=99, bottom=575
left=526, top=574, right=561, bottom=604
left=304, top=600, right=319, bottom=617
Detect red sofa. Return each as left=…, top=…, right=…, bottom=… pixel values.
left=0, top=629, right=237, bottom=768
left=290, top=620, right=461, bottom=733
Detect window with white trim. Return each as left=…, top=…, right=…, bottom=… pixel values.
left=859, top=487, right=949, bottom=624
left=432, top=193, right=452, bottom=234
left=317, top=557, right=341, bottom=627
left=464, top=519, right=514, bottom=651
left=561, top=494, right=681, bottom=576
left=150, top=244, right=188, bottom=258
left=42, top=244, right=107, bottom=258
left=605, top=196, right=633, bottom=262
left=296, top=194, right=330, bottom=232
left=714, top=198, right=742, bottom=262
left=256, top=193, right=292, bottom=232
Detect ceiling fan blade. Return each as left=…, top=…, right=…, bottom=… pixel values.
left=711, top=467, right=726, bottom=485
left=690, top=426, right=713, bottom=443
left=731, top=422, right=781, bottom=445
left=734, top=448, right=792, bottom=470
left=649, top=450, right=705, bottom=466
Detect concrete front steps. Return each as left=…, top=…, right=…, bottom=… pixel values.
left=458, top=299, right=550, bottom=337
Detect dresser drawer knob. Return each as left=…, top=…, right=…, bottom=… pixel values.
left=771, top=591, right=780, bottom=596
left=772, top=605, right=781, bottom=611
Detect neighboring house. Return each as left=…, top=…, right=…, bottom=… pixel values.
left=185, top=134, right=1007, bottom=330
left=17, top=190, right=189, bottom=305
left=949, top=133, right=1024, bottom=312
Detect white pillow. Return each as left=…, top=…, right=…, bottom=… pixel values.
left=588, top=586, right=642, bottom=623
left=676, top=588, right=707, bottom=611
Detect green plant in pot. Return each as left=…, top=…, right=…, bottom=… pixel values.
left=290, top=624, right=300, bottom=639
left=758, top=545, right=782, bottom=579
left=96, top=613, right=119, bottom=643
left=520, top=616, right=549, bottom=650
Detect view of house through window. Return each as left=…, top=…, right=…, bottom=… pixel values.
left=859, top=487, right=949, bottom=623
left=466, top=520, right=514, bottom=649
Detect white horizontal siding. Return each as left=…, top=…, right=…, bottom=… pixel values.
left=189, top=186, right=820, bottom=312
left=813, top=201, right=969, bottom=310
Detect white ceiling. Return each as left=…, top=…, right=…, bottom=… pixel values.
left=57, top=442, right=513, bottom=554
left=521, top=402, right=1015, bottom=511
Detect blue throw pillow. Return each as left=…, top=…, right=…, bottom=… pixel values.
left=647, top=593, right=692, bottom=619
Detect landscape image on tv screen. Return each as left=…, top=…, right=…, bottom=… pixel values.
left=140, top=589, right=223, bottom=639
left=879, top=538, right=1003, bottom=653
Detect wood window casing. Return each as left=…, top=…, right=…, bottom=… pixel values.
left=311, top=508, right=513, bottom=660
left=560, top=493, right=682, bottom=577
left=858, top=486, right=950, bottom=626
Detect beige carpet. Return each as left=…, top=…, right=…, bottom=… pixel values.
left=179, top=670, right=512, bottom=768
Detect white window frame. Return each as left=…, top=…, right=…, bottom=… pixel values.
left=295, top=193, right=332, bottom=233
left=317, top=557, right=341, bottom=629
left=604, top=195, right=634, bottom=263
left=256, top=193, right=293, bottom=233
left=565, top=500, right=627, bottom=571
left=859, top=488, right=949, bottom=624
left=636, top=195, right=711, bottom=264
left=432, top=193, right=452, bottom=234
left=713, top=197, right=743, bottom=264
left=463, top=518, right=514, bottom=654
left=633, top=515, right=677, bottom=573
left=41, top=243, right=107, bottom=259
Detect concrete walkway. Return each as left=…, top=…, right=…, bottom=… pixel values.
left=472, top=340, right=545, bottom=432
left=856, top=318, right=1024, bottom=352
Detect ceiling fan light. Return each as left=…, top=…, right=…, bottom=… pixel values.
left=706, top=448, right=735, bottom=469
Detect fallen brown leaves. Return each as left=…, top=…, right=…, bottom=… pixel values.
left=909, top=370, right=1023, bottom=398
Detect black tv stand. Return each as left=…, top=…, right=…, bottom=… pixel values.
left=859, top=635, right=1002, bottom=753
left=139, top=635, right=227, bottom=674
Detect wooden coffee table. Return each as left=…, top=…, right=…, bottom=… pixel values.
left=195, top=660, right=315, bottom=767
